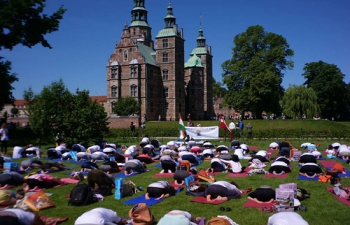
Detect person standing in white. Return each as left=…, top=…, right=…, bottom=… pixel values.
left=0, top=123, right=9, bottom=154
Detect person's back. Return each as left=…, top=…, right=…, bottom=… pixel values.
left=12, top=146, right=24, bottom=159
left=268, top=212, right=308, bottom=225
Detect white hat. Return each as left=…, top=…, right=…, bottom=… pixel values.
left=269, top=142, right=279, bottom=148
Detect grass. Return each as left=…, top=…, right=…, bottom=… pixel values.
left=4, top=120, right=350, bottom=224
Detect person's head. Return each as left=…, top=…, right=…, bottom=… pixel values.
left=15, top=188, right=25, bottom=199
left=0, top=190, right=16, bottom=206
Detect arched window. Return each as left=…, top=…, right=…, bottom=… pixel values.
left=111, top=101, right=116, bottom=112
left=111, top=86, right=117, bottom=98
left=130, top=85, right=137, bottom=97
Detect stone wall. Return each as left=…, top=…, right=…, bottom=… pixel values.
left=107, top=116, right=140, bottom=129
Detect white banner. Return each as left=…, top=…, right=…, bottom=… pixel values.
left=181, top=126, right=219, bottom=139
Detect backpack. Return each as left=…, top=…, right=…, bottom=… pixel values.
left=121, top=181, right=138, bottom=197
left=297, top=187, right=310, bottom=200
left=318, top=175, right=332, bottom=183
left=68, top=183, right=94, bottom=206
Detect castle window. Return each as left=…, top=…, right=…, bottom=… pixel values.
left=162, top=70, right=168, bottom=80
left=130, top=66, right=137, bottom=78
left=149, top=86, right=154, bottom=98
left=219, top=104, right=223, bottom=109
left=133, top=29, right=136, bottom=35
left=129, top=48, right=133, bottom=52
left=111, top=67, right=118, bottom=79
left=162, top=52, right=168, bottom=62
left=130, top=85, right=137, bottom=97
left=119, top=49, right=122, bottom=53
left=111, top=101, right=116, bottom=112
left=164, top=87, right=169, bottom=98
left=162, top=39, right=168, bottom=48
left=124, top=50, right=128, bottom=61
left=111, top=86, right=117, bottom=98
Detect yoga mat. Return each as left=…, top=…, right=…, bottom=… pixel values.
left=153, top=173, right=174, bottom=178
left=60, top=178, right=79, bottom=184
left=243, top=199, right=275, bottom=208
left=40, top=215, right=68, bottom=225
left=198, top=217, right=206, bottom=225
left=298, top=175, right=319, bottom=181
left=263, top=173, right=289, bottom=178
left=169, top=181, right=185, bottom=188
left=320, top=160, right=338, bottom=167
left=153, top=163, right=162, bottom=168
left=326, top=186, right=350, bottom=207
left=113, top=172, right=146, bottom=179
left=226, top=168, right=251, bottom=178
left=326, top=167, right=350, bottom=178
left=123, top=188, right=182, bottom=206
left=249, top=146, right=259, bottom=151
left=317, top=156, right=325, bottom=160
left=338, top=157, right=348, bottom=163
left=190, top=196, right=227, bottom=205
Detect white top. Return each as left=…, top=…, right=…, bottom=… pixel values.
left=332, top=142, right=341, bottom=148
left=268, top=212, right=309, bottom=225
left=240, top=143, right=248, bottom=150
left=179, top=151, right=194, bottom=157
left=148, top=181, right=170, bottom=188
left=256, top=150, right=268, bottom=158
left=165, top=210, right=192, bottom=220
left=0, top=128, right=9, bottom=141
left=271, top=161, right=288, bottom=167
left=12, top=146, right=24, bottom=159
left=124, top=145, right=137, bottom=155
left=141, top=137, right=150, bottom=143
left=3, top=209, right=35, bottom=225
left=167, top=141, right=178, bottom=148
left=269, top=142, right=279, bottom=148
left=234, top=148, right=245, bottom=158
left=338, top=144, right=350, bottom=153
left=74, top=207, right=121, bottom=225
left=300, top=143, right=312, bottom=148
left=92, top=152, right=108, bottom=158
left=145, top=144, right=154, bottom=149
left=210, top=158, right=226, bottom=169
left=212, top=181, right=241, bottom=193
left=87, top=145, right=101, bottom=154
left=178, top=146, right=187, bottom=152
left=103, top=147, right=116, bottom=153
left=202, top=149, right=214, bottom=155
left=55, top=145, right=67, bottom=152
left=221, top=159, right=242, bottom=172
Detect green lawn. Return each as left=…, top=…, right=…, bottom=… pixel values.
left=4, top=139, right=349, bottom=225
left=4, top=120, right=350, bottom=225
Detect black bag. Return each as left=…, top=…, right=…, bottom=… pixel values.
left=68, top=183, right=94, bottom=206
left=297, top=187, right=310, bottom=200
left=121, top=181, right=138, bottom=197
left=186, top=184, right=207, bottom=197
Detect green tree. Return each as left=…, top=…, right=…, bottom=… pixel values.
left=302, top=61, right=350, bottom=120
left=280, top=85, right=320, bottom=119
left=212, top=77, right=227, bottom=98
left=0, top=58, right=18, bottom=111
left=24, top=80, right=109, bottom=146
left=222, top=25, right=294, bottom=118
left=10, top=107, right=19, bottom=117
left=113, top=96, right=140, bottom=116
left=0, top=0, right=66, bottom=111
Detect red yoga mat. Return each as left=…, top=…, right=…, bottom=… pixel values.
left=226, top=168, right=252, bottom=178
left=243, top=199, right=275, bottom=208
left=169, top=181, right=186, bottom=188
left=320, top=160, right=338, bottom=167
left=250, top=146, right=259, bottom=151
left=264, top=173, right=289, bottom=178
left=153, top=173, right=174, bottom=178
left=326, top=187, right=350, bottom=207
left=190, top=196, right=227, bottom=205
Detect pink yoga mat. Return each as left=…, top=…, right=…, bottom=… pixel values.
left=326, top=187, right=350, bottom=207
left=250, top=146, right=259, bottom=151
left=320, top=160, right=338, bottom=167
left=243, top=199, right=275, bottom=208
left=169, top=181, right=185, bottom=188
left=153, top=173, right=174, bottom=178
left=264, top=173, right=288, bottom=178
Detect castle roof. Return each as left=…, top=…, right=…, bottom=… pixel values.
left=185, top=54, right=204, bottom=68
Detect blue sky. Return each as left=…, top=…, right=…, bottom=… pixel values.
left=2, top=0, right=350, bottom=99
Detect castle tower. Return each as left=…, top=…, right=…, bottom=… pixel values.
left=155, top=2, right=185, bottom=120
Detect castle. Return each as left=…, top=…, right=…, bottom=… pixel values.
left=106, top=0, right=214, bottom=121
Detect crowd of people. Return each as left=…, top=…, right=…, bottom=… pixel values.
left=0, top=134, right=349, bottom=224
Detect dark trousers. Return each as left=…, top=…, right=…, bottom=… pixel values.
left=1, top=140, right=8, bottom=153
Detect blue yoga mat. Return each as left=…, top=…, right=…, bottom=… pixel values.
left=298, top=175, right=319, bottom=181
left=338, top=157, right=348, bottom=163
left=317, top=156, right=325, bottom=160
left=326, top=167, right=350, bottom=177
left=123, top=188, right=182, bottom=206
left=113, top=172, right=146, bottom=179
left=48, top=158, right=86, bottom=165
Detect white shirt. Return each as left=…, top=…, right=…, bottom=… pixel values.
left=12, top=146, right=24, bottom=159
left=74, top=207, right=121, bottom=225
left=222, top=159, right=242, bottom=173
left=148, top=181, right=170, bottom=188
left=92, top=152, right=108, bottom=158
left=256, top=150, right=268, bottom=158
left=4, top=209, right=35, bottom=225
left=202, top=149, right=214, bottom=155
left=271, top=161, right=288, bottom=167
left=300, top=143, right=312, bottom=148
left=0, top=128, right=9, bottom=141
left=103, top=147, right=116, bottom=154
left=234, top=148, right=245, bottom=158
left=141, top=137, right=150, bottom=143
left=269, top=142, right=279, bottom=148
left=179, top=151, right=194, bottom=158
left=268, top=212, right=309, bottom=225
left=338, top=144, right=350, bottom=153
left=210, top=158, right=226, bottom=168
left=212, top=181, right=241, bottom=193
left=87, top=145, right=101, bottom=154
left=124, top=145, right=137, bottom=155
left=55, top=145, right=67, bottom=152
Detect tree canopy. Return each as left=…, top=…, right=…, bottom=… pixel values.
left=24, top=80, right=109, bottom=146
left=222, top=25, right=294, bottom=118
left=113, top=96, right=140, bottom=116
left=280, top=85, right=320, bottom=119
left=212, top=77, right=227, bottom=98
left=0, top=0, right=66, bottom=112
left=302, top=61, right=350, bottom=120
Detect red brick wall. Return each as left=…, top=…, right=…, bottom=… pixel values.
left=107, top=116, right=140, bottom=129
